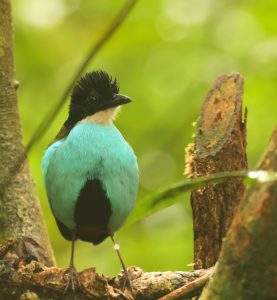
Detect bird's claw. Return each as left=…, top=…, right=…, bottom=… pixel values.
left=122, top=269, right=136, bottom=296
left=63, top=265, right=81, bottom=294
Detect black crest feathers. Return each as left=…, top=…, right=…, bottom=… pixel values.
left=71, top=70, right=119, bottom=104
left=65, top=70, right=120, bottom=129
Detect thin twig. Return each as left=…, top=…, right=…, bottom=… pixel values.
left=158, top=267, right=214, bottom=300
left=0, top=0, right=137, bottom=197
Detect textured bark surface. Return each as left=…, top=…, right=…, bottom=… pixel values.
left=200, top=128, right=277, bottom=300
left=159, top=267, right=214, bottom=300
left=0, top=256, right=210, bottom=300
left=0, top=0, right=55, bottom=266
left=186, top=73, right=248, bottom=269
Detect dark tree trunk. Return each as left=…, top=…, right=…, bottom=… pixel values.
left=186, top=73, right=248, bottom=269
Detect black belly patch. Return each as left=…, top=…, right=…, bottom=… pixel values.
left=74, top=179, right=112, bottom=244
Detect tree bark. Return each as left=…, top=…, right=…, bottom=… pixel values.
left=0, top=261, right=210, bottom=300
left=0, top=0, right=55, bottom=266
left=186, top=73, right=248, bottom=269
left=199, top=128, right=277, bottom=300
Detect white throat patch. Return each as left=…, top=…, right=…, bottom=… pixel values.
left=81, top=106, right=121, bottom=125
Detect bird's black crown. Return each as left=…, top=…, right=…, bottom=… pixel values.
left=71, top=70, right=119, bottom=104
left=65, top=70, right=130, bottom=129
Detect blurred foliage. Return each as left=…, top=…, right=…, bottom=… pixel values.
left=13, top=0, right=277, bottom=275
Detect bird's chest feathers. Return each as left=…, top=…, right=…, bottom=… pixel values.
left=43, top=123, right=138, bottom=231
left=68, top=124, right=133, bottom=174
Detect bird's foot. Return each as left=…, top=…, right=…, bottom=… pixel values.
left=122, top=268, right=136, bottom=296
left=63, top=265, right=81, bottom=294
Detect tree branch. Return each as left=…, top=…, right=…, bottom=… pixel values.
left=0, top=255, right=210, bottom=300
left=158, top=267, right=214, bottom=300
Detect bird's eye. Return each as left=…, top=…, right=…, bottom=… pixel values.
left=87, top=95, right=97, bottom=102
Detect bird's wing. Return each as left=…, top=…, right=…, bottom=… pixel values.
left=48, top=124, right=70, bottom=147
left=54, top=216, right=73, bottom=241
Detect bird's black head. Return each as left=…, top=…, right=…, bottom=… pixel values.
left=65, top=70, right=131, bottom=128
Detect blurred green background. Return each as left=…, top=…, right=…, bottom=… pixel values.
left=13, top=0, right=276, bottom=275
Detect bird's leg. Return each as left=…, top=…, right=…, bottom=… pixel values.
left=64, top=231, right=80, bottom=294
left=110, top=234, right=135, bottom=294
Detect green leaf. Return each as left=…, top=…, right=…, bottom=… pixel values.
left=127, top=170, right=277, bottom=226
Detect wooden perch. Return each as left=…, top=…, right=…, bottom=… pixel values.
left=0, top=247, right=210, bottom=300
left=186, top=73, right=248, bottom=269
left=199, top=128, right=277, bottom=300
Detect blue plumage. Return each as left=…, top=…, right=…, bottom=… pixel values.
left=42, top=122, right=138, bottom=235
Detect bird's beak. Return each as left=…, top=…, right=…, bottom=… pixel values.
left=101, top=94, right=132, bottom=110
left=113, top=94, right=132, bottom=105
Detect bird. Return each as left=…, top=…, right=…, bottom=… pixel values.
left=42, top=70, right=139, bottom=292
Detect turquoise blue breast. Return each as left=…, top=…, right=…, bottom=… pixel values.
left=42, top=123, right=139, bottom=232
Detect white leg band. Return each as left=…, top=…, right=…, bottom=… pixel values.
left=114, top=243, right=120, bottom=250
